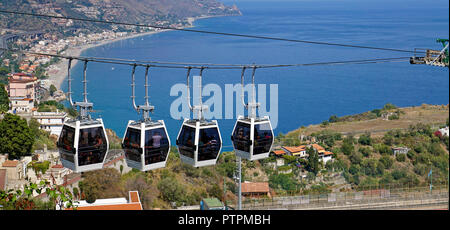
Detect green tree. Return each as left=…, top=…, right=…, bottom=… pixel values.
left=359, top=146, right=371, bottom=157
left=379, top=155, right=394, bottom=169
left=349, top=152, right=363, bottom=165
left=306, top=146, right=320, bottom=175
left=361, top=159, right=377, bottom=176
left=396, top=154, right=406, bottom=162
left=383, top=103, right=397, bottom=110
left=0, top=83, right=9, bottom=113
left=358, top=132, right=372, bottom=146
left=157, top=176, right=186, bottom=205
left=49, top=84, right=57, bottom=96
left=341, top=141, right=354, bottom=156
left=0, top=113, right=34, bottom=159
left=78, top=168, right=123, bottom=202
left=328, top=115, right=339, bottom=123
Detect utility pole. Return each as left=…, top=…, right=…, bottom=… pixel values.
left=236, top=156, right=242, bottom=210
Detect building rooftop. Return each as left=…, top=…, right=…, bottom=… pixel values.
left=202, top=198, right=224, bottom=208
left=241, top=182, right=270, bottom=194
left=272, top=149, right=286, bottom=156
left=2, top=160, right=19, bottom=167
left=8, top=73, right=37, bottom=83
left=282, top=146, right=306, bottom=153
left=312, top=144, right=325, bottom=152
left=66, top=191, right=142, bottom=210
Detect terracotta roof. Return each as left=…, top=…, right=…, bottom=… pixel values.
left=129, top=191, right=140, bottom=203
left=51, top=164, right=64, bottom=169
left=282, top=146, right=306, bottom=153
left=241, top=182, right=270, bottom=194
left=2, top=160, right=19, bottom=167
left=323, top=151, right=334, bottom=156
left=312, top=144, right=325, bottom=152
left=66, top=191, right=143, bottom=210
left=103, top=155, right=125, bottom=168
left=272, top=150, right=286, bottom=156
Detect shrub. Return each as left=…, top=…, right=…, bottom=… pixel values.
left=349, top=152, right=363, bottom=165
left=379, top=155, right=394, bottom=169
left=358, top=133, right=372, bottom=146
left=359, top=146, right=371, bottom=157
left=349, top=164, right=360, bottom=175
left=157, top=176, right=186, bottom=204
left=396, top=154, right=406, bottom=162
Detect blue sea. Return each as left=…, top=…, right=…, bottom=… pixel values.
left=63, top=0, right=449, bottom=150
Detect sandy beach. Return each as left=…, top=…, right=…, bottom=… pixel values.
left=48, top=30, right=164, bottom=90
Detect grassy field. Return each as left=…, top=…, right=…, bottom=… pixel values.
left=286, top=104, right=449, bottom=139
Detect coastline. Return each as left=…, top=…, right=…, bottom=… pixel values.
left=48, top=30, right=164, bottom=90
left=48, top=14, right=231, bottom=91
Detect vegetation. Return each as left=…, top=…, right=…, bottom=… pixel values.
left=37, top=100, right=78, bottom=117
left=0, top=113, right=34, bottom=159
left=0, top=83, right=9, bottom=113
left=0, top=180, right=75, bottom=210
left=338, top=123, right=449, bottom=188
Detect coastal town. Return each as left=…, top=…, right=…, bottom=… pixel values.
left=1, top=26, right=449, bottom=210
left=0, top=0, right=448, bottom=212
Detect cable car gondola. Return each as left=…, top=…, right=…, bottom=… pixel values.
left=122, top=65, right=171, bottom=171
left=231, top=66, right=274, bottom=161
left=57, top=60, right=109, bottom=173
left=176, top=67, right=222, bottom=167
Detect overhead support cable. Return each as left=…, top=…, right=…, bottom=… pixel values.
left=0, top=47, right=410, bottom=70
left=0, top=9, right=423, bottom=54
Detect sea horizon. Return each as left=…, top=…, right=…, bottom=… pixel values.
left=63, top=0, right=449, bottom=149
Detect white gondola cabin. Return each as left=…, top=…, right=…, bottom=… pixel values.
left=57, top=60, right=109, bottom=173
left=122, top=120, right=170, bottom=171
left=58, top=118, right=109, bottom=173
left=176, top=119, right=222, bottom=167
left=231, top=115, right=274, bottom=161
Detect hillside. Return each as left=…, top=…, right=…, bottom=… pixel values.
left=284, top=104, right=449, bottom=139
left=0, top=0, right=241, bottom=33
left=82, top=103, right=448, bottom=209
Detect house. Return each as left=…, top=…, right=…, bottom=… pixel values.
left=7, top=73, right=39, bottom=113
left=311, top=144, right=326, bottom=154
left=9, top=97, right=34, bottom=113
left=241, top=182, right=270, bottom=198
left=272, top=149, right=286, bottom=157
left=1, top=160, right=24, bottom=181
left=7, top=73, right=38, bottom=102
left=41, top=164, right=72, bottom=186
left=319, top=151, right=334, bottom=164
left=392, top=147, right=409, bottom=157
left=32, top=110, right=68, bottom=136
left=63, top=191, right=143, bottom=210
left=437, top=127, right=449, bottom=137
left=282, top=146, right=307, bottom=158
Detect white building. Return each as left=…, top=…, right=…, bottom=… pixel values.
left=10, top=97, right=34, bottom=113
left=318, top=151, right=334, bottom=165
left=32, top=110, right=68, bottom=136
left=438, top=127, right=449, bottom=137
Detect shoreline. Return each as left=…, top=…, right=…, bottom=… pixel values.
left=47, top=14, right=230, bottom=91
left=48, top=30, right=164, bottom=90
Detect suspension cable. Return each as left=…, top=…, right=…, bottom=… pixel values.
left=0, top=9, right=423, bottom=54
